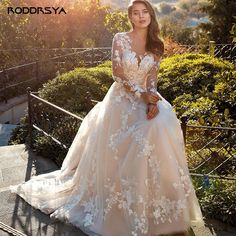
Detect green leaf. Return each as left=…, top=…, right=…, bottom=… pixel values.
left=199, top=116, right=205, bottom=125
left=224, top=108, right=229, bottom=117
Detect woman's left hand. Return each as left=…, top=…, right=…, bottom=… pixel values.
left=146, top=103, right=159, bottom=120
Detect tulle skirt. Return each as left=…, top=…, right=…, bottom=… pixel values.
left=10, top=82, right=204, bottom=236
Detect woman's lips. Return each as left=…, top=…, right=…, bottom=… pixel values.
left=139, top=20, right=146, bottom=23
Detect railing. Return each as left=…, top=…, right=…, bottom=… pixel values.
left=0, top=48, right=111, bottom=103
left=1, top=42, right=235, bottom=104
left=0, top=222, right=26, bottom=236
left=0, top=47, right=112, bottom=69
left=2, top=42, right=235, bottom=99
left=181, top=117, right=236, bottom=181
left=209, top=41, right=236, bottom=63
left=27, top=89, right=236, bottom=181
left=27, top=88, right=99, bottom=149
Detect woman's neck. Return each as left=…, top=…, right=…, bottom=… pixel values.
left=131, top=28, right=148, bottom=41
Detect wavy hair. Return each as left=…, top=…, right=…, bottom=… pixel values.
left=128, top=0, right=164, bottom=56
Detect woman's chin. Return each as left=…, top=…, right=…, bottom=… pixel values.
left=134, top=24, right=150, bottom=29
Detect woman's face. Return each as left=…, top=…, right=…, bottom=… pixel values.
left=129, top=3, right=151, bottom=29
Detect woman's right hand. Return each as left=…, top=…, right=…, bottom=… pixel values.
left=146, top=103, right=159, bottom=120
left=141, top=92, right=161, bottom=104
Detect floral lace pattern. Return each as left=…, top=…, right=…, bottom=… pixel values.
left=10, top=32, right=204, bottom=236
left=112, top=32, right=162, bottom=99
left=103, top=161, right=194, bottom=235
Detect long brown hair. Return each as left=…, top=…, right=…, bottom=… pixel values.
left=128, top=0, right=164, bottom=56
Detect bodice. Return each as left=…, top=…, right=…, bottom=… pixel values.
left=117, top=32, right=161, bottom=86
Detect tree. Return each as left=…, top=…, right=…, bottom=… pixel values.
left=230, top=16, right=236, bottom=42
left=104, top=10, right=131, bottom=34
left=0, top=0, right=114, bottom=67
left=199, top=0, right=236, bottom=43
left=160, top=16, right=196, bottom=45
left=158, top=2, right=175, bottom=15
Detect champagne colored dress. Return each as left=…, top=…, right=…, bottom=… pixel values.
left=10, top=32, right=204, bottom=236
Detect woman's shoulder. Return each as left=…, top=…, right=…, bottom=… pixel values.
left=115, top=31, right=129, bottom=35
left=113, top=32, right=129, bottom=39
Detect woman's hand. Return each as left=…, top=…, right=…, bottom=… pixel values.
left=146, top=103, right=159, bottom=120
left=141, top=92, right=161, bottom=104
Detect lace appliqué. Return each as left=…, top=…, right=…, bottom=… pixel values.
left=104, top=178, right=148, bottom=235
left=51, top=158, right=99, bottom=229
left=132, top=130, right=155, bottom=159
left=103, top=161, right=192, bottom=235
left=112, top=33, right=146, bottom=99
left=109, top=110, right=154, bottom=161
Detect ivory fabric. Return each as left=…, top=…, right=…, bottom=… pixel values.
left=10, top=32, right=204, bottom=236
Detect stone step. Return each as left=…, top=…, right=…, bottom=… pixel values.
left=0, top=144, right=58, bottom=191
left=0, top=144, right=236, bottom=235
left=0, top=143, right=85, bottom=236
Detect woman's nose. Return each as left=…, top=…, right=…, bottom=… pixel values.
left=139, top=13, right=144, bottom=18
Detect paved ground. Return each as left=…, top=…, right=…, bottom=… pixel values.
left=0, top=144, right=85, bottom=236
left=0, top=144, right=236, bottom=236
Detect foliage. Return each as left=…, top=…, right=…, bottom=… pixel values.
left=198, top=0, right=236, bottom=43
left=157, top=53, right=236, bottom=126
left=104, top=10, right=131, bottom=34
left=160, top=16, right=196, bottom=45
left=38, top=66, right=113, bottom=113
left=192, top=177, right=236, bottom=225
left=160, top=2, right=175, bottom=14
left=96, top=60, right=111, bottom=68
left=33, top=134, right=66, bottom=167
left=230, top=16, right=236, bottom=42
left=162, top=37, right=205, bottom=58
left=8, top=116, right=29, bottom=145
left=0, top=0, right=114, bottom=67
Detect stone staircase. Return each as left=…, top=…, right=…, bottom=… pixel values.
left=0, top=128, right=86, bottom=235
left=0, top=126, right=235, bottom=235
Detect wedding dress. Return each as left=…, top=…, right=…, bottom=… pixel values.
left=10, top=32, right=204, bottom=236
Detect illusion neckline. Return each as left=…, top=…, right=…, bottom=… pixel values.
left=123, top=32, right=153, bottom=68
left=123, top=32, right=149, bottom=59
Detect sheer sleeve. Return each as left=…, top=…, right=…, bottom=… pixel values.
left=146, top=55, right=162, bottom=94
left=111, top=33, right=145, bottom=98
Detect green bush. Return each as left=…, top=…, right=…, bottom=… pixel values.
left=96, top=60, right=112, bottom=68
left=33, top=134, right=66, bottom=167
left=9, top=64, right=114, bottom=166
left=192, top=177, right=236, bottom=225
left=38, top=66, right=113, bottom=114
left=158, top=53, right=236, bottom=126
left=8, top=117, right=29, bottom=145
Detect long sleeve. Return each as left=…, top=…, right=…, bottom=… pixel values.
left=111, top=33, right=145, bottom=98
left=146, top=56, right=162, bottom=94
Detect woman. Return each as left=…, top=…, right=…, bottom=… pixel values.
left=10, top=0, right=204, bottom=235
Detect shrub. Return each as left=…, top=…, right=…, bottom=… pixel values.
left=9, top=64, right=114, bottom=166
left=192, top=177, right=236, bottom=225
left=38, top=66, right=113, bottom=114
left=158, top=53, right=236, bottom=126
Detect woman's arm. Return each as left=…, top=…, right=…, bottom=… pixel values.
left=146, top=54, right=162, bottom=97
left=146, top=55, right=162, bottom=119
left=112, top=33, right=145, bottom=98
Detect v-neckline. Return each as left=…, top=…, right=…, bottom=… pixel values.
left=124, top=32, right=149, bottom=68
